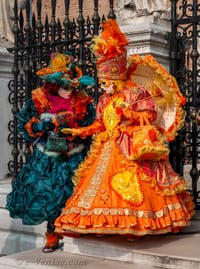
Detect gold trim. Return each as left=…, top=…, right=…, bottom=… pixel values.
left=55, top=220, right=191, bottom=236
left=77, top=141, right=111, bottom=209
left=62, top=199, right=193, bottom=218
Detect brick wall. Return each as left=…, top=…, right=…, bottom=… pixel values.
left=31, top=0, right=117, bottom=21
left=19, top=1, right=190, bottom=23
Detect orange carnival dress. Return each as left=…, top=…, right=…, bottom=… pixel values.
left=55, top=81, right=194, bottom=236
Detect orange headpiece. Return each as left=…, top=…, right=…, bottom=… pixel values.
left=91, top=19, right=128, bottom=80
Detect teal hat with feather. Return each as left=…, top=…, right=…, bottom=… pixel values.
left=36, top=52, right=95, bottom=88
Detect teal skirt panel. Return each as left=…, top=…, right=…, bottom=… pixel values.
left=6, top=149, right=83, bottom=225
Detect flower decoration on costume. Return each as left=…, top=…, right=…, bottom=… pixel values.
left=36, top=52, right=95, bottom=88
left=91, top=19, right=128, bottom=80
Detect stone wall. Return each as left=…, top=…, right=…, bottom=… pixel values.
left=0, top=47, right=13, bottom=179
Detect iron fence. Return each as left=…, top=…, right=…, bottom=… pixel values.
left=7, top=0, right=115, bottom=178
left=170, top=0, right=200, bottom=207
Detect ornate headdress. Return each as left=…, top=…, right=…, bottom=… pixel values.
left=91, top=19, right=128, bottom=80
left=36, top=52, right=95, bottom=88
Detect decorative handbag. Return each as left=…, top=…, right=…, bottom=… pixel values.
left=130, top=125, right=169, bottom=161
left=45, top=132, right=68, bottom=152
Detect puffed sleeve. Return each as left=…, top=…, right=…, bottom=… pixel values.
left=121, top=86, right=157, bottom=125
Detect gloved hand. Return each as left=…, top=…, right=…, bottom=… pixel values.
left=61, top=128, right=81, bottom=136
left=32, top=120, right=55, bottom=133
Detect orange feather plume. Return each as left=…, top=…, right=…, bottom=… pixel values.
left=91, top=19, right=128, bottom=63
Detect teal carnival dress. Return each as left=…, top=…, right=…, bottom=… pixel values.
left=6, top=82, right=95, bottom=225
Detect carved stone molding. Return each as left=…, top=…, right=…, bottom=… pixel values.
left=0, top=0, right=14, bottom=43
left=118, top=0, right=170, bottom=25
left=120, top=16, right=171, bottom=70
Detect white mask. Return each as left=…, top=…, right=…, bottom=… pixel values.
left=58, top=87, right=72, bottom=99
left=103, top=83, right=115, bottom=95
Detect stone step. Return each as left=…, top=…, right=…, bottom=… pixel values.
left=0, top=231, right=200, bottom=269
left=0, top=208, right=46, bottom=255
left=0, top=179, right=46, bottom=255
left=0, top=248, right=154, bottom=269
left=62, top=233, right=200, bottom=269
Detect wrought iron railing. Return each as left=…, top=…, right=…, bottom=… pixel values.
left=170, top=0, right=200, bottom=207
left=7, top=0, right=116, bottom=178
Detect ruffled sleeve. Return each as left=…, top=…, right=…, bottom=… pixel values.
left=17, top=99, right=41, bottom=142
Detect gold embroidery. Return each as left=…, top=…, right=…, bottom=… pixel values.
left=103, top=96, right=123, bottom=135
left=63, top=199, right=192, bottom=218
left=131, top=87, right=137, bottom=93
left=55, top=222, right=190, bottom=236
left=111, top=170, right=144, bottom=205
left=77, top=141, right=111, bottom=209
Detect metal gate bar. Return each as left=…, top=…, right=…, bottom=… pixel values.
left=170, top=0, right=200, bottom=207
left=7, top=0, right=115, bottom=178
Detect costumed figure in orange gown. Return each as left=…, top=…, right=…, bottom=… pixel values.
left=54, top=19, right=194, bottom=238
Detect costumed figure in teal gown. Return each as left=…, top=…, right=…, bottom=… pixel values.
left=6, top=52, right=95, bottom=252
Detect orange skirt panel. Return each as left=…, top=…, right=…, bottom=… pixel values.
left=55, top=138, right=194, bottom=236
